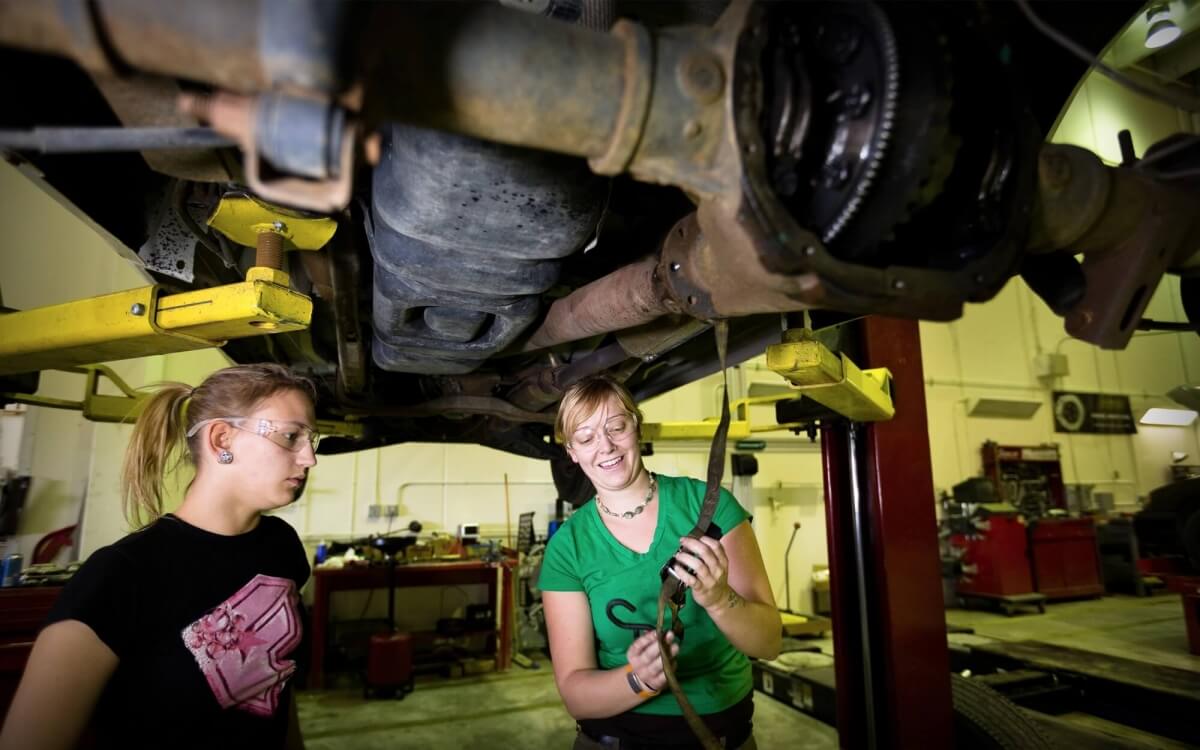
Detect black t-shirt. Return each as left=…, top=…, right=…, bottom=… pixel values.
left=43, top=514, right=310, bottom=749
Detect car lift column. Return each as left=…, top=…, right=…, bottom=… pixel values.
left=821, top=317, right=953, bottom=749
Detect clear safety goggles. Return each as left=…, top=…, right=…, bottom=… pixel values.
left=186, top=417, right=320, bottom=452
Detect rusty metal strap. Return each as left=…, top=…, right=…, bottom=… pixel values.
left=654, top=319, right=730, bottom=750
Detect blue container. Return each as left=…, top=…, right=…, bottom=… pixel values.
left=315, top=542, right=328, bottom=565
left=547, top=520, right=562, bottom=540
left=1, top=553, right=23, bottom=587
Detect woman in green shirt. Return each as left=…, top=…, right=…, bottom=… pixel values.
left=539, top=376, right=781, bottom=749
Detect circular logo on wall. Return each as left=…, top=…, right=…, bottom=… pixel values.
left=1053, top=393, right=1086, bottom=432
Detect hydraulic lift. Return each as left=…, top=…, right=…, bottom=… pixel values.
left=646, top=317, right=944, bottom=748
left=763, top=316, right=953, bottom=749
left=0, top=195, right=363, bottom=439
left=755, top=317, right=1200, bottom=749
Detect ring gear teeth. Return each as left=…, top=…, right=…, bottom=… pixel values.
left=823, top=1, right=901, bottom=245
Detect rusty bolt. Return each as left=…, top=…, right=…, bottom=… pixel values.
left=679, top=53, right=725, bottom=104
left=683, top=120, right=702, bottom=139
left=257, top=231, right=285, bottom=270
left=130, top=303, right=146, bottom=316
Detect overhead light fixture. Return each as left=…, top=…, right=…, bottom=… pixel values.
left=1139, top=407, right=1199, bottom=426
left=1145, top=4, right=1182, bottom=49
left=967, top=398, right=1043, bottom=419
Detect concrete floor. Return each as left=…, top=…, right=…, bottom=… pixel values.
left=298, top=664, right=837, bottom=749
left=297, top=592, right=1194, bottom=748
left=944, top=592, right=1200, bottom=674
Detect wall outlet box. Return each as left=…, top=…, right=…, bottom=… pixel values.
left=1034, top=353, right=1069, bottom=379
left=384, top=505, right=400, bottom=518
left=367, top=505, right=382, bottom=520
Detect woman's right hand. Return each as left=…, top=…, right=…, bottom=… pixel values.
left=625, top=630, right=678, bottom=692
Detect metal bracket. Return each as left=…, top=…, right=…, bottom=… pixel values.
left=0, top=364, right=365, bottom=439
left=0, top=365, right=145, bottom=424
left=765, top=329, right=894, bottom=422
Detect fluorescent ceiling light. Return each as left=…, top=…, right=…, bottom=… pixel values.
left=1146, top=5, right=1182, bottom=49
left=967, top=399, right=1043, bottom=419
left=1139, top=407, right=1199, bottom=426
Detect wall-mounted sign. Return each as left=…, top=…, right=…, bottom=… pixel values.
left=1052, top=391, right=1136, bottom=434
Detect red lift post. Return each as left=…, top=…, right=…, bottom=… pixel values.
left=821, top=317, right=954, bottom=748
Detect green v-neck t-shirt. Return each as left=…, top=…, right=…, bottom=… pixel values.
left=538, top=474, right=752, bottom=716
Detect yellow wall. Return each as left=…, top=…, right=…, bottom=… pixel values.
left=921, top=277, right=1199, bottom=508
left=921, top=65, right=1200, bottom=509
left=1, top=161, right=151, bottom=561
left=0, top=162, right=236, bottom=562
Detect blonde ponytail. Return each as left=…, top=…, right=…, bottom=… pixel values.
left=121, top=383, right=191, bottom=528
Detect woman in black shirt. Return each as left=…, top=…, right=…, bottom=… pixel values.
left=0, top=363, right=319, bottom=749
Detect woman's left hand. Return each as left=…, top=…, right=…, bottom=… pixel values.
left=671, top=536, right=733, bottom=611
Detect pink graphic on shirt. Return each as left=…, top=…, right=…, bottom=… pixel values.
left=182, top=574, right=302, bottom=717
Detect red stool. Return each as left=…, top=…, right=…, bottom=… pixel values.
left=364, top=631, right=414, bottom=699
left=1166, top=576, right=1200, bottom=655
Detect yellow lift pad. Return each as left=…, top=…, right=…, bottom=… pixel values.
left=207, top=195, right=338, bottom=250
left=766, top=332, right=894, bottom=422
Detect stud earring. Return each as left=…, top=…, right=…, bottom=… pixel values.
left=217, top=450, right=234, bottom=464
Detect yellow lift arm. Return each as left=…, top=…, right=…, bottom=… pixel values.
left=765, top=328, right=894, bottom=422
left=641, top=394, right=810, bottom=442
left=0, top=267, right=312, bottom=377
left=641, top=327, right=894, bottom=442
left=0, top=363, right=364, bottom=439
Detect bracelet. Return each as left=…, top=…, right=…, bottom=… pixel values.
left=624, top=664, right=661, bottom=699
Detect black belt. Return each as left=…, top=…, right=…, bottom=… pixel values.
left=580, top=723, right=751, bottom=750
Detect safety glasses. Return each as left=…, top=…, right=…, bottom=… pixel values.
left=570, top=414, right=636, bottom=451
left=186, top=417, right=320, bottom=452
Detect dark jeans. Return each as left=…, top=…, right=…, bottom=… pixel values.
left=572, top=730, right=758, bottom=750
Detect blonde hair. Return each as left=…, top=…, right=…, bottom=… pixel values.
left=555, top=375, right=643, bottom=445
left=121, top=363, right=316, bottom=528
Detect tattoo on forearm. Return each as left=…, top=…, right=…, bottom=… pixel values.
left=724, top=589, right=744, bottom=610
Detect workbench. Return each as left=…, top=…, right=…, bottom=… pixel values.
left=308, top=561, right=514, bottom=689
